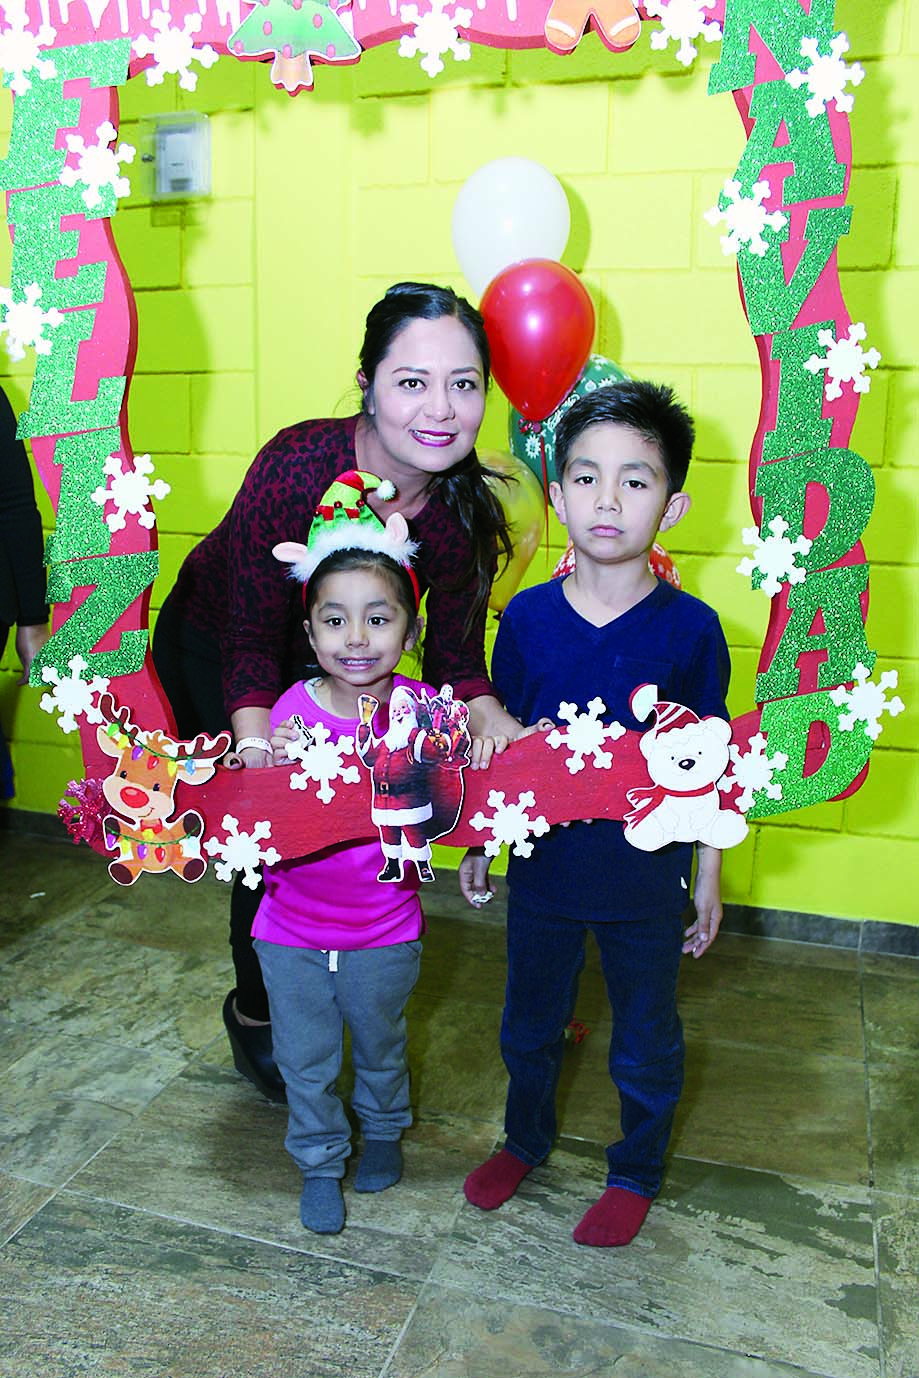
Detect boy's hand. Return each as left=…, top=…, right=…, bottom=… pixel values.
left=458, top=848, right=494, bottom=909
left=682, top=844, right=723, bottom=959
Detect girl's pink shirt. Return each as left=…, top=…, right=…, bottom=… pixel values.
left=252, top=675, right=427, bottom=950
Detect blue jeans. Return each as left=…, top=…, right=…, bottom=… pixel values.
left=501, top=896, right=685, bottom=1198
left=255, top=939, right=422, bottom=1179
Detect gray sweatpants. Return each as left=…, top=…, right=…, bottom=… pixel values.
left=255, top=938, right=422, bottom=1179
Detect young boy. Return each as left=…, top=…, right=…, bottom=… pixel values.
left=459, top=381, right=729, bottom=1248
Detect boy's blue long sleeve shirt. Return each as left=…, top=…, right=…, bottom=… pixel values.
left=492, top=577, right=731, bottom=922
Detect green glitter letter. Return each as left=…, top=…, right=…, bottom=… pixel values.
left=0, top=41, right=130, bottom=192
left=45, top=429, right=122, bottom=564
left=748, top=687, right=872, bottom=817
left=709, top=0, right=837, bottom=95
left=734, top=80, right=845, bottom=206
left=7, top=185, right=108, bottom=309
left=756, top=564, right=876, bottom=702
left=37, top=551, right=159, bottom=681
left=742, top=207, right=851, bottom=337
left=17, top=311, right=125, bottom=440
left=762, top=325, right=833, bottom=461
left=755, top=449, right=875, bottom=572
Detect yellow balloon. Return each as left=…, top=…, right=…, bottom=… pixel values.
left=481, top=449, right=547, bottom=613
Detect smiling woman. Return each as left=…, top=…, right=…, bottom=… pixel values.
left=150, top=280, right=524, bottom=1098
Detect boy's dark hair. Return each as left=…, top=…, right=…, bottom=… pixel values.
left=554, top=380, right=695, bottom=495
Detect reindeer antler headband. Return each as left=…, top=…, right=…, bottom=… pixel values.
left=272, top=469, right=420, bottom=604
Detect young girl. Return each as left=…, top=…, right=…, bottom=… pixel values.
left=253, top=470, right=439, bottom=1236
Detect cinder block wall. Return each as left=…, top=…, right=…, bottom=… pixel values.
left=1, top=1, right=916, bottom=923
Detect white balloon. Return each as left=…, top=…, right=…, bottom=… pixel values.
left=451, top=158, right=571, bottom=299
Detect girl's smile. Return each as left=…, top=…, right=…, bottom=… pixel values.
left=306, top=568, right=422, bottom=719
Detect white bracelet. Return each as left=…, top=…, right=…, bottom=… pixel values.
left=236, top=736, right=272, bottom=753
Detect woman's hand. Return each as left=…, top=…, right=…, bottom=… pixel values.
left=469, top=715, right=555, bottom=768
left=231, top=708, right=274, bottom=769
left=15, top=622, right=50, bottom=685
left=458, top=848, right=494, bottom=908
left=466, top=695, right=553, bottom=770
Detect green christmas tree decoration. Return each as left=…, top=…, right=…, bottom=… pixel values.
left=229, top=0, right=361, bottom=93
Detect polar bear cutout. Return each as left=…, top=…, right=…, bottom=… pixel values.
left=623, top=684, right=748, bottom=853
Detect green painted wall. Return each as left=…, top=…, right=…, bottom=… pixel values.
left=1, top=1, right=916, bottom=923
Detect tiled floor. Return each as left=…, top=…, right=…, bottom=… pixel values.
left=1, top=828, right=918, bottom=1378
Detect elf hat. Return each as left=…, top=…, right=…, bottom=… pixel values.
left=272, top=469, right=418, bottom=590
left=630, top=683, right=701, bottom=734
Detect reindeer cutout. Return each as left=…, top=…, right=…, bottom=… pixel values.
left=95, top=694, right=231, bottom=886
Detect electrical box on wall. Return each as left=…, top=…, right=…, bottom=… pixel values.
left=141, top=114, right=211, bottom=200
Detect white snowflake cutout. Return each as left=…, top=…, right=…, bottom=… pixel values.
left=737, top=515, right=812, bottom=598
left=829, top=663, right=905, bottom=743
left=786, top=32, right=864, bottom=117
left=133, top=9, right=219, bottom=92
left=203, top=815, right=281, bottom=889
left=0, top=1, right=56, bottom=94
left=546, top=698, right=626, bottom=775
left=704, top=178, right=788, bottom=258
left=39, top=655, right=110, bottom=734
left=469, top=789, right=550, bottom=859
left=286, top=719, right=362, bottom=804
left=91, top=453, right=171, bottom=533
left=59, top=121, right=135, bottom=211
left=718, top=732, right=789, bottom=812
left=803, top=323, right=880, bottom=402
left=645, top=0, right=722, bottom=68
left=0, top=282, right=63, bottom=362
left=398, top=0, right=472, bottom=77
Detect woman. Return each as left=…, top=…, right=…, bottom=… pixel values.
left=153, top=282, right=524, bottom=1100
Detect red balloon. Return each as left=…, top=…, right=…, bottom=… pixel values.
left=481, top=259, right=595, bottom=421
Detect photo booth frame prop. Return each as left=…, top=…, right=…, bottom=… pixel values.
left=1, top=0, right=901, bottom=887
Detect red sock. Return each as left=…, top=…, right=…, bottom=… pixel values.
left=572, top=1187, right=651, bottom=1247
left=464, top=1149, right=532, bottom=1210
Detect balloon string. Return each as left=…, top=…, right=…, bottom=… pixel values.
left=540, top=427, right=551, bottom=560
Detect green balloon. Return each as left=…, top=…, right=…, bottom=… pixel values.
left=508, top=353, right=629, bottom=486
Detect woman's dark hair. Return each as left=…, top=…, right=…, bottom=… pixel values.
left=359, top=282, right=512, bottom=631
left=359, top=281, right=491, bottom=390
left=304, top=546, right=421, bottom=633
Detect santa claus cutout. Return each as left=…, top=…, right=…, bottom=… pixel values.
left=356, top=684, right=470, bottom=883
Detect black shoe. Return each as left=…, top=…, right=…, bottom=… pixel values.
left=377, top=858, right=403, bottom=883
left=222, top=990, right=287, bottom=1103
left=416, top=861, right=435, bottom=883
